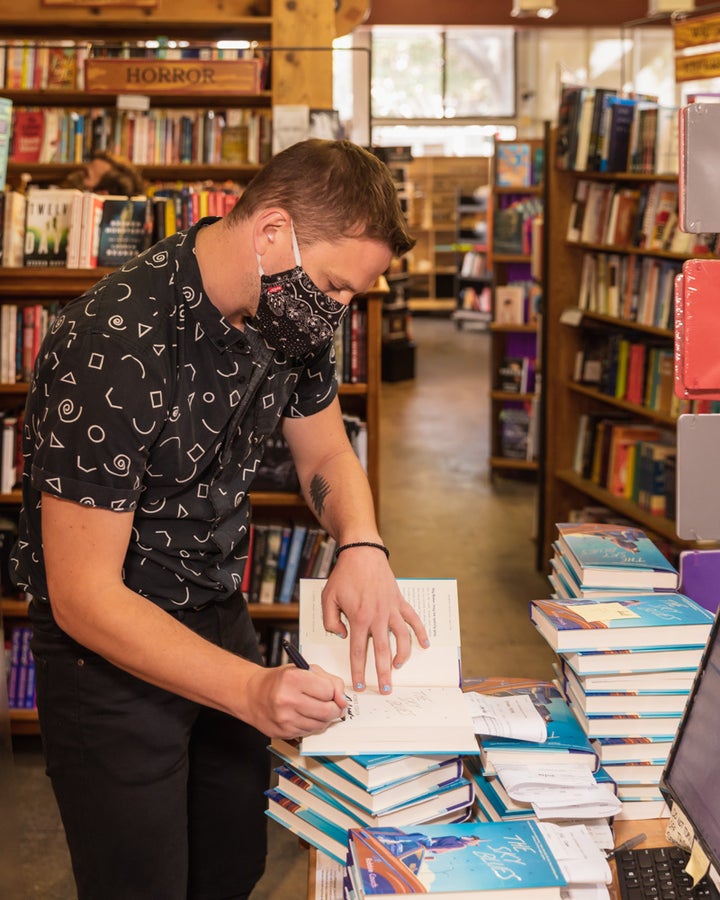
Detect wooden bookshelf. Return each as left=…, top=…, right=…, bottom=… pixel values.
left=488, top=137, right=543, bottom=476
left=539, top=125, right=711, bottom=569
left=0, top=0, right=368, bottom=734
left=404, top=157, right=490, bottom=313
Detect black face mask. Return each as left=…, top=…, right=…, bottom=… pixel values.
left=248, top=223, right=348, bottom=361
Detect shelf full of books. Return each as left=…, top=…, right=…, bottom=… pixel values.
left=452, top=187, right=492, bottom=331
left=488, top=137, right=543, bottom=475
left=540, top=108, right=716, bottom=570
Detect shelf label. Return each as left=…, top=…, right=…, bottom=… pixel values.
left=674, top=12, right=720, bottom=50
left=675, top=49, right=720, bottom=82
left=559, top=307, right=584, bottom=327
left=85, top=58, right=263, bottom=95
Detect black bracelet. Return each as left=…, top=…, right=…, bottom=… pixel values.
left=334, top=541, right=390, bottom=562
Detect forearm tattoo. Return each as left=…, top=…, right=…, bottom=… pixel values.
left=310, top=473, right=331, bottom=517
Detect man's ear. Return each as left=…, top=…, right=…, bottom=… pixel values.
left=253, top=208, right=291, bottom=257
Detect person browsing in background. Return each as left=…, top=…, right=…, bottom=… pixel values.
left=62, top=149, right=147, bottom=195
left=10, top=138, right=430, bottom=900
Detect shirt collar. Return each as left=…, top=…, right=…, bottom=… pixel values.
left=176, top=216, right=251, bottom=354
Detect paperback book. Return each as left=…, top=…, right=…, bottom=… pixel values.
left=297, top=578, right=478, bottom=757
left=530, top=593, right=714, bottom=653
left=23, top=187, right=81, bottom=267
left=270, top=738, right=466, bottom=816
left=561, top=645, right=705, bottom=676
left=555, top=522, right=679, bottom=590
left=346, top=820, right=566, bottom=899
left=96, top=196, right=153, bottom=267
left=463, top=677, right=599, bottom=774
left=272, top=764, right=474, bottom=831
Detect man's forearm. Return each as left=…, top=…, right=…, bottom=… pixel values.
left=301, top=449, right=382, bottom=545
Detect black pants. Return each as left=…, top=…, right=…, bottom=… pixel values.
left=30, top=593, right=269, bottom=900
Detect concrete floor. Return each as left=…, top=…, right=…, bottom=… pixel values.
left=1, top=316, right=556, bottom=899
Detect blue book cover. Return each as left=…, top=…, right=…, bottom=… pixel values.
left=530, top=593, right=714, bottom=653
left=277, top=523, right=307, bottom=604
left=602, top=96, right=637, bottom=173
left=556, top=522, right=678, bottom=589
left=464, top=678, right=599, bottom=772
left=347, top=821, right=566, bottom=897
left=265, top=787, right=347, bottom=864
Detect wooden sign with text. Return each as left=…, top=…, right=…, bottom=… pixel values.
left=676, top=49, right=720, bottom=82
left=85, top=58, right=263, bottom=95
left=674, top=12, right=720, bottom=51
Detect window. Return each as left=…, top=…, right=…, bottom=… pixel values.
left=371, top=27, right=516, bottom=121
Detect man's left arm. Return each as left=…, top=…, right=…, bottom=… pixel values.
left=282, top=397, right=429, bottom=693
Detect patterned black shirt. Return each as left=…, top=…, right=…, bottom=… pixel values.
left=11, top=218, right=338, bottom=613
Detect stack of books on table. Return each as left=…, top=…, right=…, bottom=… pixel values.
left=533, top=522, right=714, bottom=820
left=267, top=739, right=474, bottom=864
left=265, top=577, right=480, bottom=864
left=343, top=818, right=612, bottom=899
left=462, top=676, right=617, bottom=856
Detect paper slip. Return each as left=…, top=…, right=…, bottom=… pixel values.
left=495, top=764, right=597, bottom=800
left=463, top=691, right=547, bottom=742
left=537, top=822, right=612, bottom=886
left=560, top=886, right=610, bottom=899
left=666, top=802, right=694, bottom=851
left=688, top=841, right=711, bottom=888
left=313, top=851, right=344, bottom=900
left=533, top=785, right=622, bottom=820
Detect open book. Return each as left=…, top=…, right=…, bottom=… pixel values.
left=298, top=578, right=478, bottom=757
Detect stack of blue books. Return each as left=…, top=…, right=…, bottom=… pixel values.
left=266, top=738, right=474, bottom=864
left=535, top=521, right=715, bottom=819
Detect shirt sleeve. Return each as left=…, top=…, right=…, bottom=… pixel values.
left=284, top=340, right=339, bottom=418
left=28, top=329, right=170, bottom=511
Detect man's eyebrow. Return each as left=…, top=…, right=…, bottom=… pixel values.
left=329, top=273, right=360, bottom=294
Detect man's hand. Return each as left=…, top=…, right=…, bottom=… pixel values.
left=320, top=548, right=429, bottom=693
left=243, top=664, right=347, bottom=740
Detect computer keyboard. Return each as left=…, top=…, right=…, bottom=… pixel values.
left=616, top=845, right=720, bottom=899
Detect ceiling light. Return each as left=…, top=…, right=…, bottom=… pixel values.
left=511, top=0, right=558, bottom=18
left=647, top=0, right=695, bottom=13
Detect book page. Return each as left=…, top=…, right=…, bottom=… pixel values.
left=301, top=685, right=478, bottom=756
left=298, top=578, right=477, bottom=756
left=298, top=578, right=462, bottom=688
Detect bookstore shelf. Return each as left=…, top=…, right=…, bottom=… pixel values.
left=404, top=157, right=490, bottom=313
left=489, top=456, right=539, bottom=472
left=567, top=382, right=677, bottom=427
left=554, top=468, right=695, bottom=546
left=577, top=310, right=672, bottom=339
left=0, top=90, right=273, bottom=109
left=453, top=190, right=491, bottom=330
left=488, top=137, right=543, bottom=475
left=539, top=123, right=709, bottom=569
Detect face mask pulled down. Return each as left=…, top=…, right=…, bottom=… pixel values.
left=248, top=223, right=348, bottom=361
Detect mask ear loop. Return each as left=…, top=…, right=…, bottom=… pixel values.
left=257, top=219, right=303, bottom=277
left=289, top=219, right=303, bottom=267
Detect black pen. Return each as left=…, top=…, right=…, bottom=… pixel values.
left=282, top=638, right=352, bottom=709
left=606, top=832, right=647, bottom=860
left=282, top=638, right=310, bottom=670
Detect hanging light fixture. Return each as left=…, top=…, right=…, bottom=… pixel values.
left=647, top=0, right=695, bottom=13
left=511, top=0, right=558, bottom=18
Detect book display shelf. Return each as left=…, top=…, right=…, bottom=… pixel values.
left=488, top=136, right=543, bottom=476
left=0, top=0, right=381, bottom=734
left=451, top=187, right=492, bottom=331
left=539, top=124, right=712, bottom=569
left=403, top=156, right=490, bottom=313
